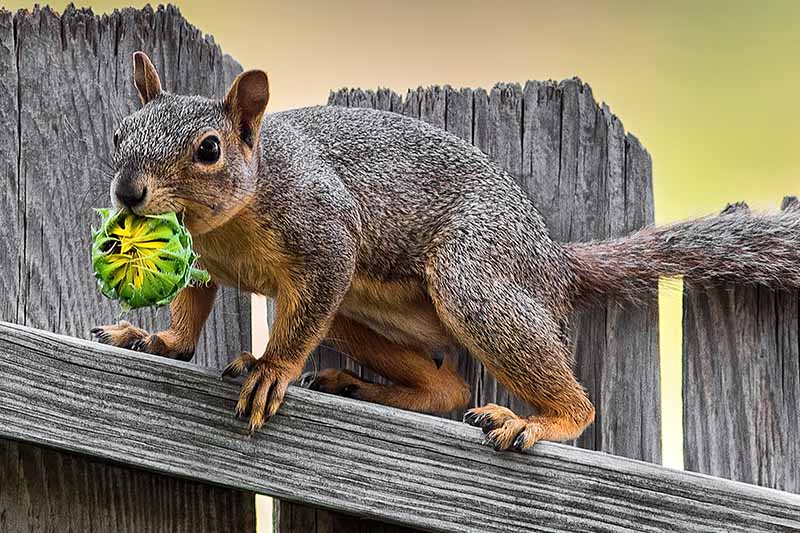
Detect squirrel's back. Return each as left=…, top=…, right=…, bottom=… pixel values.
left=262, top=105, right=513, bottom=198
left=259, top=106, right=566, bottom=287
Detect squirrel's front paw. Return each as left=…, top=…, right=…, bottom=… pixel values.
left=222, top=353, right=297, bottom=431
left=91, top=322, right=194, bottom=361
left=91, top=320, right=149, bottom=349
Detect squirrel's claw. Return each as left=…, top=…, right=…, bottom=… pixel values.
left=463, top=403, right=516, bottom=434
left=466, top=404, right=543, bottom=452
left=90, top=327, right=111, bottom=343
left=296, top=371, right=318, bottom=389
left=130, top=339, right=148, bottom=352
left=295, top=368, right=364, bottom=399
left=91, top=321, right=148, bottom=350
left=221, top=351, right=258, bottom=380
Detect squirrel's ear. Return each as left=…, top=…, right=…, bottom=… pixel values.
left=224, top=70, right=270, bottom=149
left=133, top=51, right=162, bottom=105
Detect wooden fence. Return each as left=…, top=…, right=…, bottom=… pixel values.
left=683, top=199, right=800, bottom=492
left=0, top=5, right=255, bottom=531
left=0, top=4, right=798, bottom=532
left=2, top=322, right=799, bottom=533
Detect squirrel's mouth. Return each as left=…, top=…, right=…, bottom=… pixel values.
left=131, top=201, right=210, bottom=237
left=126, top=190, right=185, bottom=219
left=165, top=201, right=217, bottom=236
left=128, top=204, right=169, bottom=217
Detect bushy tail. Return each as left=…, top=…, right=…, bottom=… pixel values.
left=565, top=202, right=800, bottom=305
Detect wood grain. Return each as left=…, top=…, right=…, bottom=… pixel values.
left=1, top=321, right=798, bottom=533
left=0, top=5, right=254, bottom=531
left=7, top=4, right=247, bottom=366
left=0, top=9, right=19, bottom=325
left=683, top=199, right=800, bottom=493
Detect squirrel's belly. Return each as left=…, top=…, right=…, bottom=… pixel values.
left=338, top=277, right=451, bottom=349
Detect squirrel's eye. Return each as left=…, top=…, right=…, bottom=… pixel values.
left=113, top=130, right=120, bottom=150
left=196, top=135, right=221, bottom=164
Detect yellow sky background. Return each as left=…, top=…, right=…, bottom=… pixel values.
left=8, top=0, right=800, bottom=475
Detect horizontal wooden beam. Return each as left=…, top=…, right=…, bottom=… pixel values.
left=0, top=321, right=797, bottom=532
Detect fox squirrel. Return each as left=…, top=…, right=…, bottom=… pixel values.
left=93, top=52, right=800, bottom=451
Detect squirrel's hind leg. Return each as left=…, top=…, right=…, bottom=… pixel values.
left=300, top=316, right=471, bottom=414
left=425, top=250, right=595, bottom=451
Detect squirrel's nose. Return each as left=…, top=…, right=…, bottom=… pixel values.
left=114, top=179, right=148, bottom=209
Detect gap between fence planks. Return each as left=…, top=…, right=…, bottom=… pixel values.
left=0, top=321, right=797, bottom=533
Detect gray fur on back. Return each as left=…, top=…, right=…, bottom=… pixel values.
left=259, top=106, right=575, bottom=311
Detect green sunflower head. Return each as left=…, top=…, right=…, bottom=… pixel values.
left=91, top=209, right=210, bottom=310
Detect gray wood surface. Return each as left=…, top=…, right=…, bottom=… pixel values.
left=683, top=199, right=800, bottom=493
left=0, top=5, right=254, bottom=531
left=1, top=321, right=798, bottom=533
left=320, top=81, right=661, bottom=459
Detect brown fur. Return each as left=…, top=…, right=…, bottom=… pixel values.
left=310, top=316, right=470, bottom=414
left=132, top=52, right=161, bottom=106
left=337, top=276, right=450, bottom=349
left=92, top=284, right=217, bottom=361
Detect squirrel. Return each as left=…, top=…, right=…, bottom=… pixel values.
left=93, top=52, right=800, bottom=452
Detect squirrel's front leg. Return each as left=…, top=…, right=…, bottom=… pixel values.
left=222, top=258, right=355, bottom=431
left=92, top=282, right=217, bottom=361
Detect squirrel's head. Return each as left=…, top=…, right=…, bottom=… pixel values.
left=110, top=51, right=269, bottom=235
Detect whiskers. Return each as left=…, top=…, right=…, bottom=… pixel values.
left=78, top=157, right=117, bottom=212
left=163, top=182, right=263, bottom=221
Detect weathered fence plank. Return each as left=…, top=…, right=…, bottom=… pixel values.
left=1, top=322, right=798, bottom=533
left=0, top=5, right=254, bottom=531
left=0, top=10, right=18, bottom=324
left=683, top=199, right=800, bottom=493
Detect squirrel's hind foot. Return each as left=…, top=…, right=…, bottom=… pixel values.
left=465, top=403, right=593, bottom=452
left=296, top=369, right=363, bottom=399
left=299, top=367, right=470, bottom=415
left=464, top=404, right=534, bottom=451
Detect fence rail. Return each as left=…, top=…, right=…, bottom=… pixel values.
left=1, top=321, right=798, bottom=533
